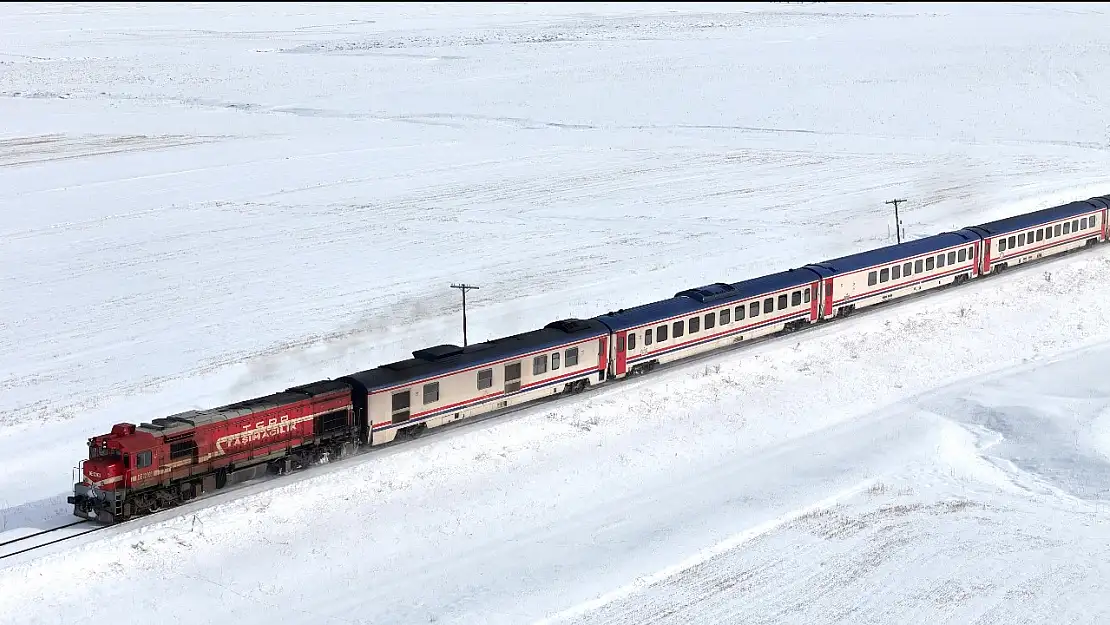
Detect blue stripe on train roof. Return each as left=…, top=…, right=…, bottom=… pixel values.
left=341, top=318, right=608, bottom=392
left=803, top=229, right=981, bottom=275
left=593, top=267, right=824, bottom=332
left=966, top=196, right=1110, bottom=236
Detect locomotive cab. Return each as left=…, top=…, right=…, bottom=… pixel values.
left=67, top=423, right=152, bottom=523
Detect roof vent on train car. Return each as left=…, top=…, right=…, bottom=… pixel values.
left=110, top=423, right=136, bottom=437
left=153, top=416, right=195, bottom=428
left=674, top=282, right=737, bottom=303
left=412, top=344, right=465, bottom=361
left=545, top=319, right=590, bottom=334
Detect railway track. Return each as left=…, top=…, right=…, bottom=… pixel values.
left=0, top=520, right=104, bottom=561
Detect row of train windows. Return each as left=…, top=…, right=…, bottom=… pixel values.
left=867, top=247, right=972, bottom=287
left=531, top=346, right=580, bottom=377
left=619, top=288, right=812, bottom=351
left=389, top=346, right=585, bottom=414
left=998, top=217, right=1095, bottom=253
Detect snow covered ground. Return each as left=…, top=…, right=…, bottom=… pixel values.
left=2, top=2, right=1110, bottom=624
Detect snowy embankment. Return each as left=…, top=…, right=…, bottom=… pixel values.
left=2, top=230, right=1110, bottom=625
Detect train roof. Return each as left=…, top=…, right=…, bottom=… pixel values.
left=341, top=318, right=609, bottom=393
left=966, top=196, right=1110, bottom=236
left=133, top=378, right=352, bottom=437
left=593, top=267, right=824, bottom=332
left=804, top=230, right=980, bottom=275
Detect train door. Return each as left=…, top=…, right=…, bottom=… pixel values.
left=980, top=238, right=991, bottom=274
left=822, top=278, right=834, bottom=319
left=614, top=331, right=628, bottom=376
left=598, top=336, right=608, bottom=380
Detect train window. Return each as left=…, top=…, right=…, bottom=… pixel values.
left=1074, top=219, right=1081, bottom=231
left=937, top=254, right=946, bottom=269
left=672, top=320, right=684, bottom=338
left=645, top=328, right=653, bottom=345
left=1054, top=224, right=1062, bottom=237
left=1018, top=233, right=1026, bottom=246
left=748, top=301, right=758, bottom=317
left=704, top=312, right=715, bottom=330
left=136, top=451, right=152, bottom=469
left=689, top=316, right=700, bottom=333
left=926, top=257, right=935, bottom=271
left=892, top=265, right=901, bottom=280
left=720, top=308, right=731, bottom=325
left=915, top=259, right=924, bottom=273
left=1026, top=231, right=1034, bottom=243
left=656, top=324, right=668, bottom=342
left=791, top=291, right=801, bottom=306
left=868, top=271, right=877, bottom=286
left=1046, top=227, right=1053, bottom=239
left=903, top=262, right=912, bottom=276
left=627, top=333, right=636, bottom=350
left=879, top=268, right=889, bottom=283
left=1008, top=236, right=1016, bottom=249
left=1082, top=218, right=1089, bottom=230
left=1063, top=222, right=1070, bottom=235
left=392, top=390, right=410, bottom=411
left=804, top=288, right=811, bottom=303
left=565, top=348, right=579, bottom=367
left=552, top=351, right=561, bottom=370
left=423, top=382, right=439, bottom=405
left=958, top=249, right=966, bottom=262
left=999, top=239, right=1007, bottom=252
left=947, top=251, right=956, bottom=265
left=1036, top=229, right=1044, bottom=242
left=777, top=294, right=787, bottom=309
left=765, top=297, right=775, bottom=312
left=477, top=368, right=493, bottom=390
left=533, top=354, right=548, bottom=375
left=392, top=390, right=411, bottom=422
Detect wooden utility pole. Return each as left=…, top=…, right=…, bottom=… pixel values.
left=886, top=198, right=907, bottom=244
left=450, top=283, right=479, bottom=346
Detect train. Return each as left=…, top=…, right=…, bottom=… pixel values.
left=68, top=194, right=1110, bottom=523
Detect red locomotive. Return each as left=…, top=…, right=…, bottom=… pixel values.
left=68, top=380, right=357, bottom=523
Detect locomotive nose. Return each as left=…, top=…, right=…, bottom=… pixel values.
left=82, top=458, right=123, bottom=487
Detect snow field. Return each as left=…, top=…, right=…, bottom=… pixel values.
left=3, top=2, right=1110, bottom=624
left=3, top=223, right=1110, bottom=624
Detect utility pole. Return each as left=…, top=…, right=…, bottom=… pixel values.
left=886, top=198, right=907, bottom=244
left=450, top=283, right=479, bottom=347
